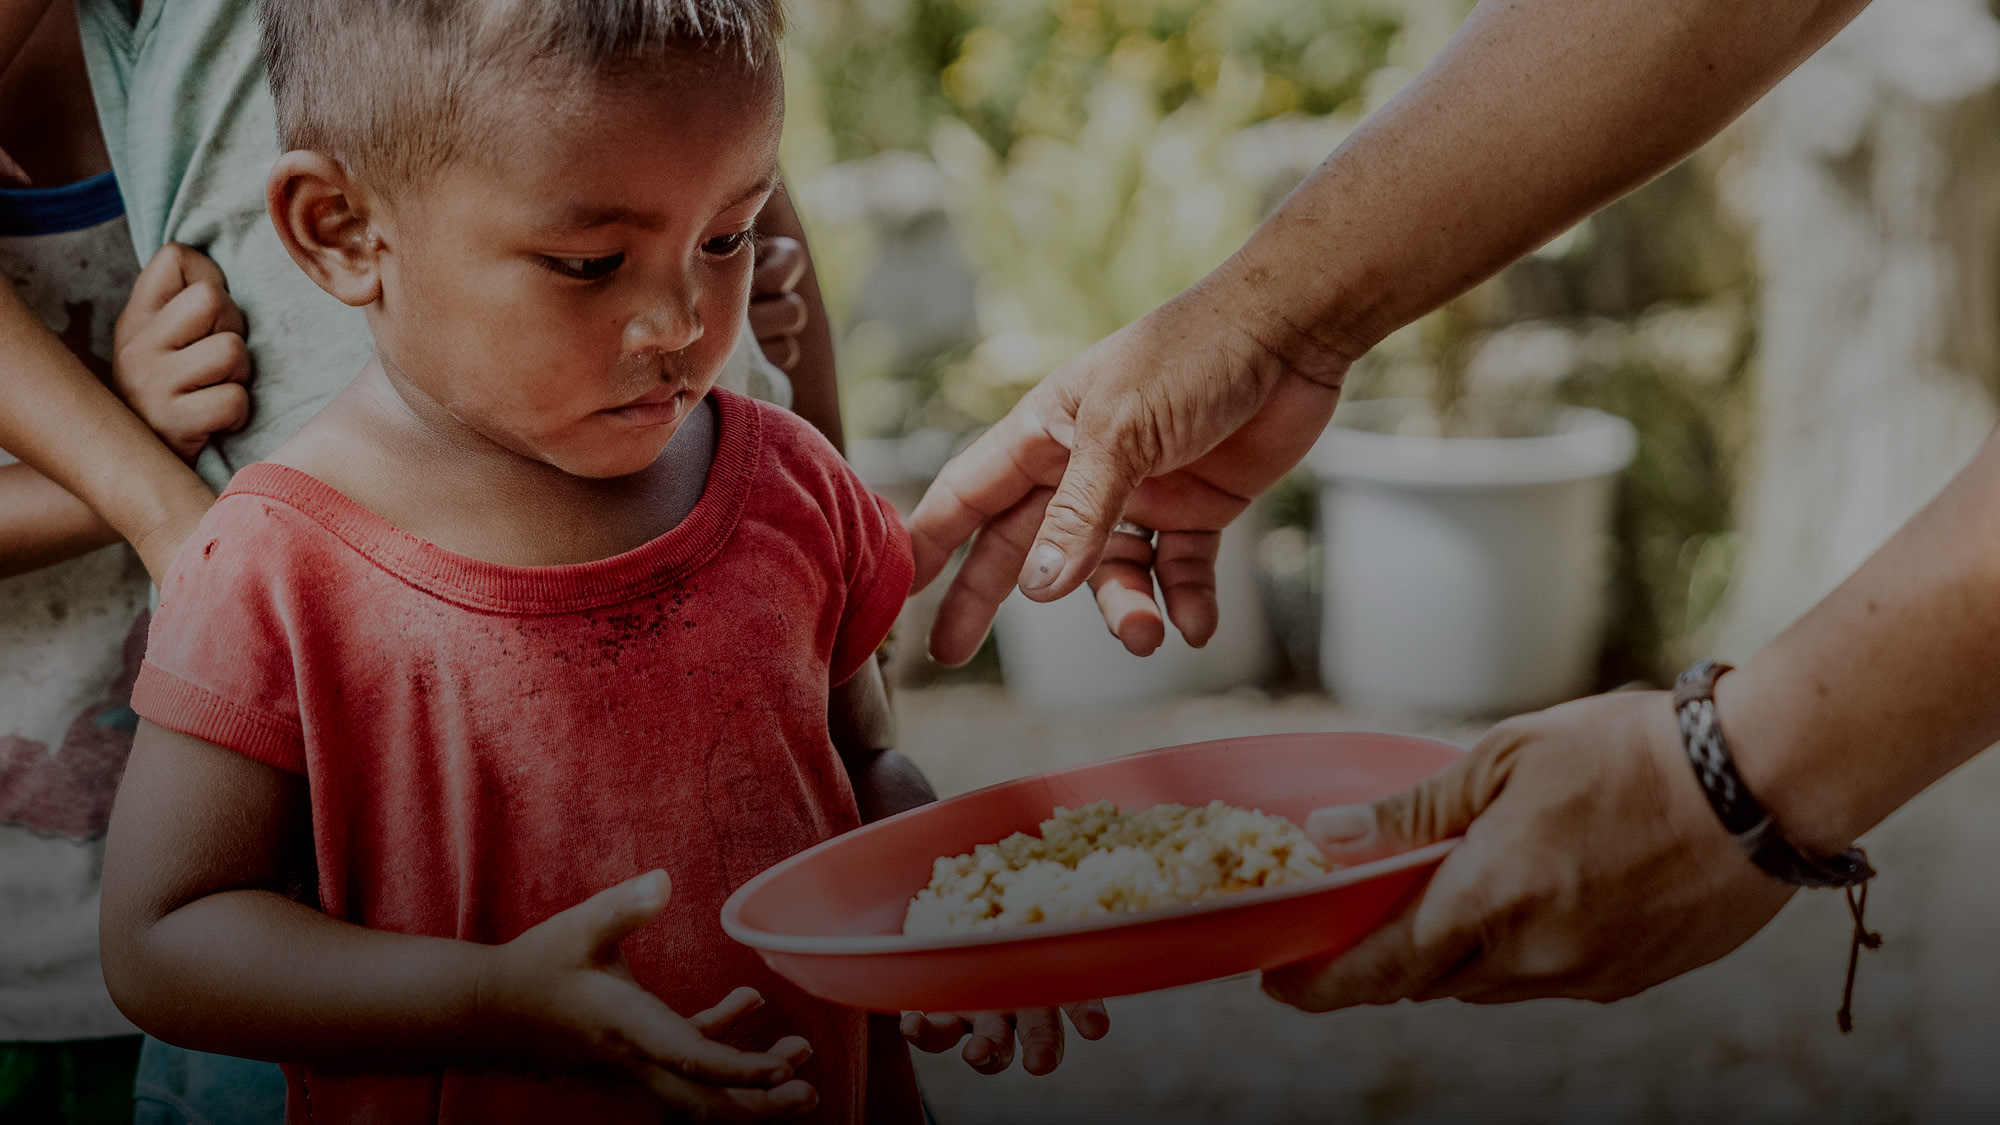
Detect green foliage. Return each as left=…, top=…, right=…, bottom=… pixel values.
left=790, top=0, right=1407, bottom=160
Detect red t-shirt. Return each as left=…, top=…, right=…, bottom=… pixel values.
left=132, top=391, right=914, bottom=1123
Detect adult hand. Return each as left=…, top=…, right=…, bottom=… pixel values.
left=112, top=242, right=253, bottom=464
left=1260, top=692, right=1793, bottom=1010
left=749, top=235, right=809, bottom=373
left=899, top=1001, right=1110, bottom=1076
left=908, top=290, right=1347, bottom=665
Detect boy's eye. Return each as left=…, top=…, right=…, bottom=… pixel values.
left=702, top=232, right=753, bottom=258
left=540, top=253, right=625, bottom=281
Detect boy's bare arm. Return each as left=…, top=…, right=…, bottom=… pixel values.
left=101, top=720, right=818, bottom=1118
left=830, top=658, right=935, bottom=822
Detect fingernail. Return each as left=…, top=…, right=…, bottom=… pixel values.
left=965, top=1039, right=990, bottom=1064
left=1019, top=544, right=1065, bottom=592
left=1026, top=1046, right=1055, bottom=1074
left=1308, top=805, right=1374, bottom=845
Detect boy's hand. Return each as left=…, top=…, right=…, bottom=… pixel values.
left=481, top=871, right=819, bottom=1120
left=749, top=235, right=809, bottom=373
left=112, top=242, right=253, bottom=463
left=898, top=1002, right=1110, bottom=1076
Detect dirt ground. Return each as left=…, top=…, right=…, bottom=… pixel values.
left=890, top=685, right=2000, bottom=1124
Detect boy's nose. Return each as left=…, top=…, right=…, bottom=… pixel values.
left=623, top=298, right=702, bottom=354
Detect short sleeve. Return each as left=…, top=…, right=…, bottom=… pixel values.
left=825, top=466, right=915, bottom=688
left=130, top=496, right=308, bottom=773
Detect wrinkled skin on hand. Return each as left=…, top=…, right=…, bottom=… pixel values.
left=908, top=293, right=1345, bottom=665
left=1262, top=692, right=1794, bottom=1010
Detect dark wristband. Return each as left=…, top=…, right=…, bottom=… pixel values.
left=1672, top=660, right=1874, bottom=889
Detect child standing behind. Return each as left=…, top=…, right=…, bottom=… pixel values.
left=97, top=0, right=949, bottom=1119
left=0, top=1, right=252, bottom=1119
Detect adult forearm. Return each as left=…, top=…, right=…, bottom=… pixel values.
left=0, top=463, right=120, bottom=576
left=1718, top=429, right=2000, bottom=857
left=0, top=287, right=214, bottom=582
left=1212, top=0, right=1870, bottom=382
left=113, top=888, right=500, bottom=1066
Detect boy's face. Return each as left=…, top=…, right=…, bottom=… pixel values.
left=365, top=58, right=783, bottom=478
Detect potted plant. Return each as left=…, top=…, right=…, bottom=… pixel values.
left=1304, top=292, right=1638, bottom=715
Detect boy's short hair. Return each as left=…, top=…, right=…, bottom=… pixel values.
left=259, top=0, right=785, bottom=192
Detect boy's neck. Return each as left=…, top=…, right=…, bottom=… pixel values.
left=270, top=357, right=718, bottom=567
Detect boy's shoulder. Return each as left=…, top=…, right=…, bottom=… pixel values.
left=161, top=463, right=375, bottom=598
left=726, top=389, right=874, bottom=505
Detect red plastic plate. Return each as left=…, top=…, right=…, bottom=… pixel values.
left=720, top=731, right=1462, bottom=1012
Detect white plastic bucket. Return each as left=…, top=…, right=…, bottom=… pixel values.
left=1304, top=399, right=1637, bottom=715
left=994, top=515, right=1276, bottom=712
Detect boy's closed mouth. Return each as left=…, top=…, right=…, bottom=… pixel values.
left=604, top=383, right=689, bottom=426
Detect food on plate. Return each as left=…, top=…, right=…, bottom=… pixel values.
left=902, top=800, right=1327, bottom=936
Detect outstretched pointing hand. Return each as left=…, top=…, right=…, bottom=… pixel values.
left=908, top=296, right=1344, bottom=666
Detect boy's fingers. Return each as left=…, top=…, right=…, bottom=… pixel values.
left=1061, top=999, right=1110, bottom=1040
left=691, top=987, right=766, bottom=1037
left=961, top=1012, right=1014, bottom=1074
left=748, top=291, right=808, bottom=340
left=637, top=1066, right=818, bottom=1122
left=1153, top=531, right=1220, bottom=649
left=897, top=1011, right=970, bottom=1054
left=1015, top=1008, right=1064, bottom=1075
left=750, top=235, right=807, bottom=297
left=756, top=334, right=801, bottom=373
left=1087, top=533, right=1164, bottom=656
left=927, top=489, right=1052, bottom=666
left=621, top=1004, right=808, bottom=1088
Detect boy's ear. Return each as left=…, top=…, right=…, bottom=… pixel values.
left=266, top=151, right=383, bottom=307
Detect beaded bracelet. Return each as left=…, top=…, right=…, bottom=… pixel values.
left=1672, top=660, right=1880, bottom=1031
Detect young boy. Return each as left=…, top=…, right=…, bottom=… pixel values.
left=90, top=0, right=1089, bottom=1120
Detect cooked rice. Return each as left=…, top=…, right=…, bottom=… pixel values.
left=902, top=800, right=1327, bottom=936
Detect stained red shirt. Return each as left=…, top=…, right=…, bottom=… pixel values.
left=132, top=390, right=913, bottom=1123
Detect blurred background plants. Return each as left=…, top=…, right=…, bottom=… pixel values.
left=781, top=0, right=1759, bottom=686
